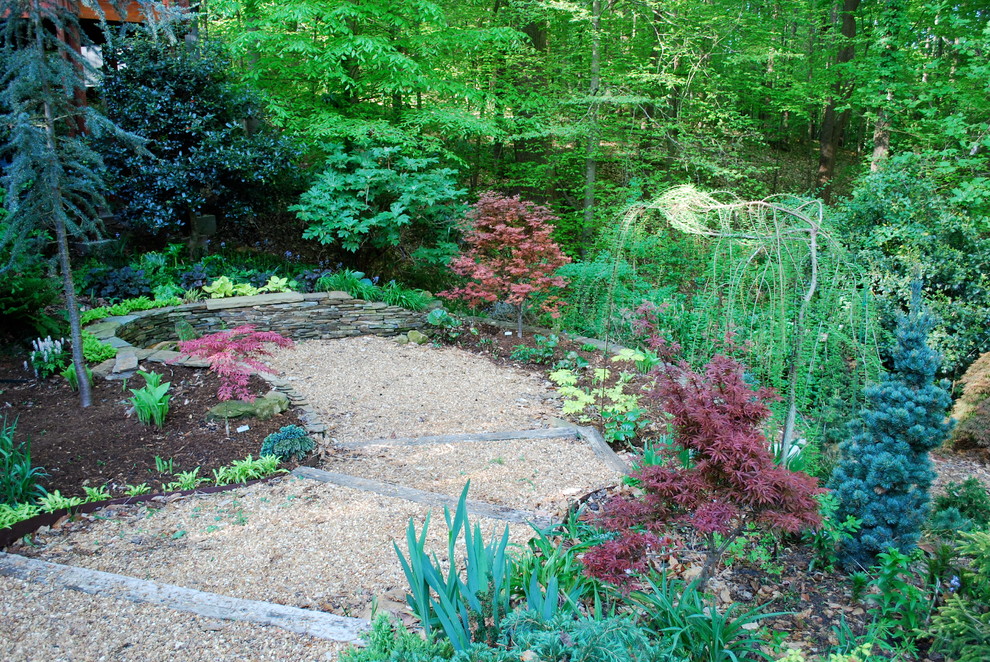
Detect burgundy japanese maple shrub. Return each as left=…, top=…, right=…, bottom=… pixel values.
left=439, top=192, right=571, bottom=337
left=176, top=325, right=293, bottom=401
left=583, top=317, right=823, bottom=591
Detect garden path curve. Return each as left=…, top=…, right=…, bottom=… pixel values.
left=0, top=336, right=627, bottom=661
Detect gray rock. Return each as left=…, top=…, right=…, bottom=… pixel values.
left=407, top=330, right=429, bottom=345
left=113, top=352, right=138, bottom=373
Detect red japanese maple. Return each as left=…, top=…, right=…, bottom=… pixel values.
left=583, top=307, right=823, bottom=591
left=439, top=192, right=571, bottom=337
left=177, top=325, right=293, bottom=402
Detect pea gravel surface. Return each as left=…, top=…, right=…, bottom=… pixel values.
left=22, top=477, right=535, bottom=619
left=266, top=336, right=560, bottom=443
left=326, top=437, right=622, bottom=512
left=0, top=575, right=348, bottom=661
left=8, top=335, right=598, bottom=659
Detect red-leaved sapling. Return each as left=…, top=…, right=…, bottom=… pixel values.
left=440, top=192, right=571, bottom=337
left=582, top=304, right=823, bottom=592
left=176, top=325, right=292, bottom=401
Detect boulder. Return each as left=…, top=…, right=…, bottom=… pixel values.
left=407, top=330, right=429, bottom=345
left=205, top=390, right=290, bottom=422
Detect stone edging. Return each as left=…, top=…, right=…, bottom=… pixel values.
left=292, top=466, right=554, bottom=528
left=0, top=552, right=369, bottom=643
left=82, top=291, right=430, bottom=442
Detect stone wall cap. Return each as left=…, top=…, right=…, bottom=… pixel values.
left=205, top=292, right=304, bottom=310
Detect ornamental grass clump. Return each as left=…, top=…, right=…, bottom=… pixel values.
left=582, top=310, right=823, bottom=592
left=828, top=284, right=954, bottom=568
left=177, top=325, right=293, bottom=401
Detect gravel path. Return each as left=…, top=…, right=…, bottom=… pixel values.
left=327, top=436, right=621, bottom=513
left=266, top=336, right=559, bottom=443
left=21, top=477, right=535, bottom=618
left=0, top=574, right=347, bottom=661
left=6, top=336, right=612, bottom=660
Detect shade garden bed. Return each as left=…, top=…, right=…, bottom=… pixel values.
left=0, top=359, right=305, bottom=499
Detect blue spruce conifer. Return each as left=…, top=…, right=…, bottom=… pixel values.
left=829, top=283, right=953, bottom=568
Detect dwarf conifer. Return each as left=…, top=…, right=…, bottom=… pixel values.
left=829, top=284, right=954, bottom=568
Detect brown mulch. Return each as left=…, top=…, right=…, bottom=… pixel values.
left=0, top=359, right=303, bottom=498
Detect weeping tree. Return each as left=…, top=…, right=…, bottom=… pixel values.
left=605, top=185, right=881, bottom=462
left=0, top=0, right=176, bottom=406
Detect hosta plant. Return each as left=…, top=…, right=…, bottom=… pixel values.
left=129, top=370, right=171, bottom=427
left=260, top=425, right=314, bottom=461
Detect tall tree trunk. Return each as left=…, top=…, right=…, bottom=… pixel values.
left=870, top=100, right=891, bottom=170
left=816, top=0, right=861, bottom=203
left=581, top=0, right=602, bottom=257
left=870, top=0, right=906, bottom=171
left=43, top=100, right=91, bottom=407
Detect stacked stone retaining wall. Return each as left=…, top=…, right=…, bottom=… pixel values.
left=86, top=291, right=427, bottom=350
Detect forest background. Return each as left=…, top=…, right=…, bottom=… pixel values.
left=2, top=0, right=989, bottom=469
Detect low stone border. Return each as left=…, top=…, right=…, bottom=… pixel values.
left=0, top=552, right=369, bottom=643
left=85, top=292, right=426, bottom=352
left=461, top=315, right=630, bottom=355
left=335, top=426, right=629, bottom=474
left=292, top=467, right=553, bottom=528
left=335, top=426, right=581, bottom=449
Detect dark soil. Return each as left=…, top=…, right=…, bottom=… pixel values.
left=1, top=359, right=303, bottom=498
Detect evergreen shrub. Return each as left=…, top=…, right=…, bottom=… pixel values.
left=260, top=425, right=314, bottom=461
left=828, top=286, right=954, bottom=568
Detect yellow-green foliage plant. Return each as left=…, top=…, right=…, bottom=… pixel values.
left=548, top=367, right=640, bottom=419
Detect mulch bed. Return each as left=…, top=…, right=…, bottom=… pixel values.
left=1, top=359, right=303, bottom=498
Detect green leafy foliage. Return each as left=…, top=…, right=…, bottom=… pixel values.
left=829, top=286, right=954, bottom=568
left=27, top=336, right=69, bottom=379
left=835, top=158, right=990, bottom=377
left=60, top=363, right=93, bottom=392
left=0, top=271, right=61, bottom=338
left=211, top=455, right=285, bottom=486
left=82, top=333, right=117, bottom=364
left=629, top=573, right=781, bottom=662
left=932, top=478, right=990, bottom=530
left=80, top=296, right=182, bottom=325
left=0, top=417, right=47, bottom=506
left=260, top=425, right=314, bottom=462
left=804, top=493, right=863, bottom=573
left=601, top=407, right=648, bottom=445
left=509, top=334, right=559, bottom=365
left=340, top=614, right=453, bottom=662
left=930, top=532, right=990, bottom=662
left=294, top=142, right=465, bottom=257
left=97, top=34, right=300, bottom=234
left=129, top=371, right=171, bottom=428
left=394, top=482, right=513, bottom=651
left=865, top=548, right=934, bottom=638
left=424, top=308, right=467, bottom=344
